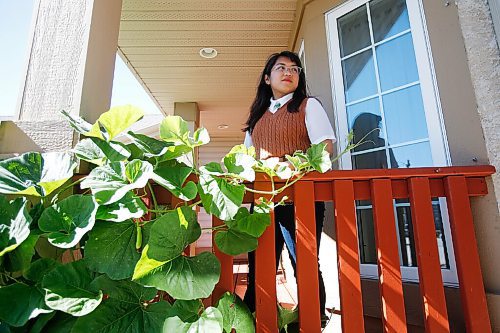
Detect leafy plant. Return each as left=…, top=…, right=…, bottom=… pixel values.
left=0, top=105, right=340, bottom=332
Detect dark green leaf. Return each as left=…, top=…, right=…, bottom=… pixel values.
left=4, top=232, right=40, bottom=272
left=42, top=261, right=103, bottom=316
left=226, top=207, right=270, bottom=238
left=95, top=192, right=147, bottom=222
left=215, top=229, right=258, bottom=256
left=134, top=250, right=220, bottom=300
left=163, top=307, right=223, bottom=333
left=147, top=206, right=201, bottom=262
left=23, top=258, right=62, bottom=283
left=0, top=152, right=76, bottom=196
left=216, top=292, right=255, bottom=333
left=127, top=132, right=174, bottom=157
left=198, top=173, right=245, bottom=221
left=0, top=196, right=32, bottom=256
left=84, top=220, right=143, bottom=280
left=0, top=283, right=52, bottom=327
left=166, top=300, right=203, bottom=323
left=278, top=304, right=299, bottom=330
left=72, top=279, right=169, bottom=333
left=41, top=312, right=77, bottom=333
left=152, top=165, right=197, bottom=201
left=29, top=312, right=56, bottom=333
left=80, top=160, right=153, bottom=205
left=38, top=195, right=97, bottom=248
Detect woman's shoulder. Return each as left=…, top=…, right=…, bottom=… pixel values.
left=304, top=97, right=325, bottom=111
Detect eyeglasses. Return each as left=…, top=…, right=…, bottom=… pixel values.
left=272, top=64, right=302, bottom=75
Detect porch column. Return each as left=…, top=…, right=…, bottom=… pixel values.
left=456, top=1, right=500, bottom=331
left=0, top=0, right=122, bottom=154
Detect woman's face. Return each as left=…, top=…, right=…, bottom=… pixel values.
left=265, top=56, right=300, bottom=99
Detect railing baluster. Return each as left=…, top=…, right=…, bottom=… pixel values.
left=408, top=177, right=450, bottom=333
left=333, top=180, right=365, bottom=332
left=254, top=181, right=278, bottom=333
left=212, top=216, right=233, bottom=303
left=371, top=179, right=408, bottom=333
left=295, top=180, right=321, bottom=332
left=444, top=176, right=492, bottom=333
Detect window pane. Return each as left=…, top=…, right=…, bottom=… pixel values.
left=376, top=33, right=419, bottom=91
left=383, top=85, right=428, bottom=145
left=0, top=1, right=35, bottom=118
left=342, top=50, right=378, bottom=102
left=357, top=207, right=377, bottom=264
left=348, top=98, right=384, bottom=152
left=395, top=204, right=417, bottom=267
left=390, top=141, right=433, bottom=168
left=338, top=4, right=371, bottom=57
left=352, top=149, right=388, bottom=169
left=370, top=0, right=410, bottom=43
left=433, top=202, right=450, bottom=269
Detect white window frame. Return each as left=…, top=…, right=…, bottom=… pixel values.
left=298, top=39, right=306, bottom=74
left=325, top=0, right=458, bottom=285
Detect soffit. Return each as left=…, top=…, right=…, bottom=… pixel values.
left=118, top=0, right=298, bottom=138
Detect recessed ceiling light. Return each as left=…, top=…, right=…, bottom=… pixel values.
left=199, top=47, right=218, bottom=59
left=217, top=124, right=229, bottom=129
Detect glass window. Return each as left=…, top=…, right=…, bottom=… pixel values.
left=342, top=50, right=378, bottom=102
left=338, top=5, right=371, bottom=57
left=370, top=0, right=410, bottom=42
left=0, top=1, right=35, bottom=118
left=390, top=141, right=433, bottom=168
left=376, top=33, right=419, bottom=91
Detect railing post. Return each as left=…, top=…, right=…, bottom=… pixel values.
left=212, top=216, right=233, bottom=303
left=294, top=180, right=321, bottom=332
left=408, top=177, right=450, bottom=333
left=254, top=181, right=278, bottom=333
left=333, top=180, right=365, bottom=332
left=444, top=176, right=492, bottom=333
left=371, top=179, right=407, bottom=333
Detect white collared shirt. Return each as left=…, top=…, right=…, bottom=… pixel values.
left=244, top=93, right=336, bottom=148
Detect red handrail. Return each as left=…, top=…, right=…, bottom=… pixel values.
left=207, top=165, right=495, bottom=333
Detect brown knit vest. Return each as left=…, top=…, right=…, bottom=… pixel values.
left=252, top=98, right=310, bottom=160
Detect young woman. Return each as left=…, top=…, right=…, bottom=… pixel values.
left=243, top=51, right=336, bottom=321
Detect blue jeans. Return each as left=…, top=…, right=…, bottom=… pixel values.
left=243, top=202, right=327, bottom=315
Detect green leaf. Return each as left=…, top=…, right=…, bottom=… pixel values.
left=306, top=143, right=331, bottom=173
left=275, top=162, right=293, bottom=180
left=0, top=196, right=32, bottom=257
left=215, top=229, right=258, bottom=256
left=198, top=173, right=245, bottom=221
left=38, top=195, right=98, bottom=248
left=278, top=304, right=299, bottom=330
left=135, top=251, right=220, bottom=300
left=61, top=110, right=93, bottom=136
left=163, top=307, right=223, bottom=333
left=24, top=258, right=62, bottom=283
left=152, top=165, right=197, bottom=201
left=160, top=116, right=190, bottom=145
left=84, top=220, right=146, bottom=280
left=4, top=232, right=40, bottom=272
left=223, top=153, right=256, bottom=182
left=216, top=292, right=255, bottom=333
left=41, top=312, right=77, bottom=333
left=85, top=105, right=145, bottom=141
left=0, top=152, right=76, bottom=196
left=80, top=160, right=153, bottom=205
left=147, top=206, right=201, bottom=262
left=199, top=162, right=225, bottom=176
left=73, top=138, right=131, bottom=166
left=29, top=312, right=57, bottom=333
left=95, top=192, right=147, bottom=222
left=127, top=132, right=175, bottom=157
left=226, top=207, right=270, bottom=238
left=42, top=261, right=103, bottom=316
left=75, top=277, right=167, bottom=333
left=0, top=283, right=52, bottom=327
left=166, top=300, right=203, bottom=323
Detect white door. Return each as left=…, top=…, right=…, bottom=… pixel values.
left=326, top=0, right=458, bottom=284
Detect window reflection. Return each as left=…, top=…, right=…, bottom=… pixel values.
left=390, top=141, right=433, bottom=168
left=370, top=0, right=410, bottom=42
left=342, top=50, right=378, bottom=102
left=338, top=4, right=371, bottom=57
left=383, top=85, right=428, bottom=145
left=376, top=33, right=419, bottom=91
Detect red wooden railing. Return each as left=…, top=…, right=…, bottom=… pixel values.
left=210, top=165, right=495, bottom=333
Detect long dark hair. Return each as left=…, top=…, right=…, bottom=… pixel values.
left=243, top=51, right=308, bottom=133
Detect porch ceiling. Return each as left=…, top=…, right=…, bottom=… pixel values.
left=118, top=0, right=298, bottom=138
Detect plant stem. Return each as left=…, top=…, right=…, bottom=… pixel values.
left=147, top=182, right=159, bottom=212
left=201, top=225, right=226, bottom=231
